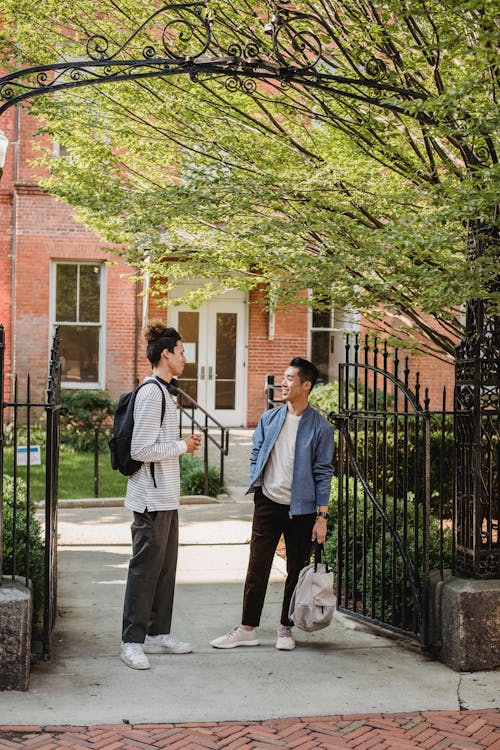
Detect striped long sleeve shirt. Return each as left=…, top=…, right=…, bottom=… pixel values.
left=124, top=378, right=187, bottom=512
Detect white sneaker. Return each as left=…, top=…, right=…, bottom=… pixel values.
left=275, top=625, right=296, bottom=651
left=210, top=625, right=260, bottom=649
left=143, top=633, right=192, bottom=654
left=120, top=642, right=151, bottom=669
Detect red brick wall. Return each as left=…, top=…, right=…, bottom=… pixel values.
left=246, top=288, right=309, bottom=426
left=1, top=109, right=141, bottom=403
left=395, top=349, right=455, bottom=411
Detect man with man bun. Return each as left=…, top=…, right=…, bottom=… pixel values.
left=120, top=321, right=201, bottom=670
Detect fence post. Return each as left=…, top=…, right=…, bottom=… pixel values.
left=42, top=326, right=61, bottom=659
left=94, top=425, right=99, bottom=498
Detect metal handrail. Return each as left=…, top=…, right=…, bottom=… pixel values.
left=264, top=374, right=283, bottom=410
left=174, top=385, right=229, bottom=496
left=88, top=385, right=230, bottom=499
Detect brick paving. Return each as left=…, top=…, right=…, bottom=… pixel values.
left=1, top=711, right=499, bottom=750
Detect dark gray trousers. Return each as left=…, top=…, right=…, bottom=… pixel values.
left=122, top=508, right=179, bottom=644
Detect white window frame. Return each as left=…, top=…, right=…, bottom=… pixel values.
left=307, top=293, right=360, bottom=382
left=50, top=260, right=107, bottom=389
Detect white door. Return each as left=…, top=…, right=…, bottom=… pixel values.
left=169, top=294, right=247, bottom=426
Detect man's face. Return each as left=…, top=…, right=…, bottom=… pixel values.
left=164, top=340, right=187, bottom=377
left=281, top=366, right=310, bottom=402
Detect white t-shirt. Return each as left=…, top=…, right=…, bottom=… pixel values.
left=262, top=411, right=302, bottom=505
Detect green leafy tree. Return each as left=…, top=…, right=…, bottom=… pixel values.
left=1, top=1, right=498, bottom=356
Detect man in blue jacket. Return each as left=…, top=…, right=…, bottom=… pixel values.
left=211, top=357, right=334, bottom=651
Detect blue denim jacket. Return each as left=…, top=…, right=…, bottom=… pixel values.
left=247, top=404, right=334, bottom=516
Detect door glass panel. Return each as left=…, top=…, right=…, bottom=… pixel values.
left=59, top=325, right=99, bottom=383
left=178, top=311, right=199, bottom=403
left=215, top=312, right=236, bottom=409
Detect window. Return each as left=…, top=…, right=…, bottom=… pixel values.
left=52, top=262, right=105, bottom=388
left=309, top=301, right=359, bottom=383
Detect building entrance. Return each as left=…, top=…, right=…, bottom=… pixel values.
left=169, top=291, right=247, bottom=427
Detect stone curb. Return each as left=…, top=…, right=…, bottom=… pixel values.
left=40, top=494, right=220, bottom=509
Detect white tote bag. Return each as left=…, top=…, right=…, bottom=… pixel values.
left=288, top=542, right=336, bottom=632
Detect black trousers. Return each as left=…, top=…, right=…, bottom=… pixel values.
left=242, top=488, right=316, bottom=627
left=122, top=508, right=179, bottom=643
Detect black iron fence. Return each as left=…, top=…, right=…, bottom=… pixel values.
left=333, top=337, right=452, bottom=647
left=0, top=324, right=62, bottom=658
left=265, top=337, right=453, bottom=646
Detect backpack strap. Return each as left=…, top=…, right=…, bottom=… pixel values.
left=139, top=377, right=168, bottom=489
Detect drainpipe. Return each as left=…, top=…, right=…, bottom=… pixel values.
left=133, top=277, right=139, bottom=386
left=268, top=284, right=277, bottom=341
left=10, top=108, right=20, bottom=388
left=141, top=251, right=151, bottom=331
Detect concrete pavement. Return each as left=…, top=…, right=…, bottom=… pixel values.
left=0, top=429, right=499, bottom=729
left=0, top=495, right=499, bottom=727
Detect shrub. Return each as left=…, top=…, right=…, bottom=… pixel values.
left=61, top=389, right=114, bottom=452
left=2, top=475, right=45, bottom=619
left=324, top=475, right=452, bottom=625
left=180, top=454, right=225, bottom=497
left=2, top=421, right=47, bottom=448
left=309, top=382, right=340, bottom=414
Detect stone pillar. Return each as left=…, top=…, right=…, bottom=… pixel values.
left=0, top=578, right=32, bottom=691
left=430, top=571, right=500, bottom=672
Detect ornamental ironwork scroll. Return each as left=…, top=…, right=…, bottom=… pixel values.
left=0, top=3, right=211, bottom=115
left=454, top=223, right=500, bottom=579
left=0, top=1, right=431, bottom=118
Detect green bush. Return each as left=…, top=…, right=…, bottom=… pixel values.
left=2, top=475, right=45, bottom=619
left=309, top=382, right=340, bottom=414
left=2, top=421, right=47, bottom=448
left=180, top=454, right=225, bottom=497
left=61, top=389, right=115, bottom=452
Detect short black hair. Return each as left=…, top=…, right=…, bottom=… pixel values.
left=289, top=357, right=319, bottom=390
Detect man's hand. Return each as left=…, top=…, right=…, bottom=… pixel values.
left=311, top=516, right=327, bottom=544
left=184, top=433, right=202, bottom=453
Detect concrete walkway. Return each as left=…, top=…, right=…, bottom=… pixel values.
left=0, top=429, right=499, bottom=734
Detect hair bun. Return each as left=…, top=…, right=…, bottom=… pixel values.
left=143, top=319, right=169, bottom=344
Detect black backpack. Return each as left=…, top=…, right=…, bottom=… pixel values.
left=109, top=378, right=166, bottom=483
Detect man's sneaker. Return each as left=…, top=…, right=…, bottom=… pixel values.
left=275, top=625, right=296, bottom=651
left=210, top=626, right=260, bottom=649
left=143, top=633, right=192, bottom=654
left=120, top=642, right=151, bottom=670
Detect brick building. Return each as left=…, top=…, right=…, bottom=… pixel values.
left=0, top=107, right=455, bottom=427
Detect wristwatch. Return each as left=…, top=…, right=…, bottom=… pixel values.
left=317, top=511, right=328, bottom=519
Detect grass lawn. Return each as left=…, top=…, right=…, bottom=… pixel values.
left=2, top=447, right=127, bottom=501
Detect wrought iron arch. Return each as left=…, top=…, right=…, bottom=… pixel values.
left=0, top=1, right=488, bottom=141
